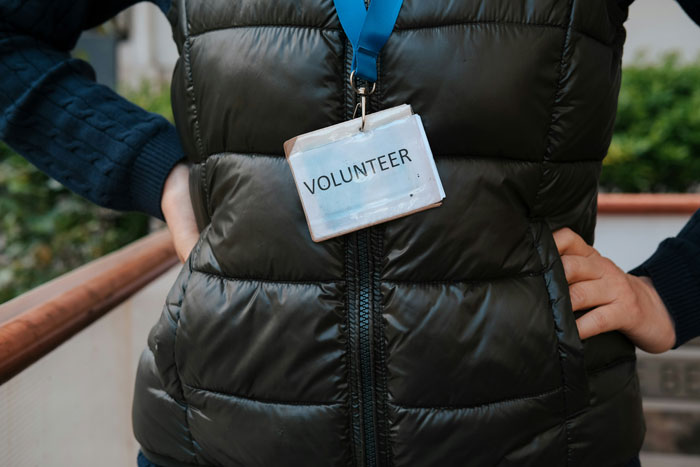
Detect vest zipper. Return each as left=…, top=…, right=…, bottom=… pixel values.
left=343, top=9, right=379, bottom=464
left=357, top=229, right=377, bottom=467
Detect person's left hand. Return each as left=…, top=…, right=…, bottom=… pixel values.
left=553, top=227, right=676, bottom=354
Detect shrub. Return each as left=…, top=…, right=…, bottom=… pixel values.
left=601, top=55, right=700, bottom=192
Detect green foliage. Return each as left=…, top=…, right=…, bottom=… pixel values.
left=0, top=82, right=172, bottom=304
left=601, top=55, right=700, bottom=192
left=0, top=145, right=151, bottom=303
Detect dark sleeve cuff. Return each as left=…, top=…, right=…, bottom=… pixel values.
left=129, top=122, right=186, bottom=220
left=628, top=239, right=700, bottom=348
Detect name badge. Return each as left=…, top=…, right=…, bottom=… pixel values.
left=284, top=104, right=446, bottom=242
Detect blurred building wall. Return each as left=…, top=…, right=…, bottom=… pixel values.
left=116, top=3, right=179, bottom=87
left=624, top=0, right=700, bottom=65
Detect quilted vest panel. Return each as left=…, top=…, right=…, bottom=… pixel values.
left=132, top=1, right=644, bottom=466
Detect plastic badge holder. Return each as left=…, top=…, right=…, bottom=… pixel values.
left=284, top=104, right=446, bottom=242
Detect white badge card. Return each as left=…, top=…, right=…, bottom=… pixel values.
left=284, top=105, right=446, bottom=242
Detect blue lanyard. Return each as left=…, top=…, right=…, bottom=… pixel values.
left=332, top=0, right=404, bottom=83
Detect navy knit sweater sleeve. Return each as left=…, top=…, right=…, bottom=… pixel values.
left=628, top=210, right=700, bottom=348
left=0, top=0, right=183, bottom=220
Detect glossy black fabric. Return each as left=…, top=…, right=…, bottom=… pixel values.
left=132, top=1, right=645, bottom=465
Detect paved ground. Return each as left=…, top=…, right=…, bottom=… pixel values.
left=640, top=452, right=700, bottom=467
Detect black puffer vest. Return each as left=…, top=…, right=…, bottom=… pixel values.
left=132, top=1, right=644, bottom=465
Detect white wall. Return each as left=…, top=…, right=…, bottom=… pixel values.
left=594, top=213, right=689, bottom=271
left=0, top=266, right=179, bottom=467
left=117, top=3, right=179, bottom=87
left=624, top=0, right=700, bottom=65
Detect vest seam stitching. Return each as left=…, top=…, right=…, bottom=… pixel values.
left=528, top=220, right=575, bottom=466
left=202, top=152, right=603, bottom=164
left=382, top=268, right=547, bottom=285
left=437, top=155, right=602, bottom=164
left=396, top=23, right=612, bottom=48
left=391, top=386, right=563, bottom=411
left=182, top=0, right=206, bottom=160
left=209, top=152, right=287, bottom=159
left=586, top=356, right=637, bottom=376
left=187, top=269, right=551, bottom=286
left=396, top=22, right=611, bottom=47
left=189, top=24, right=342, bottom=39
left=532, top=0, right=576, bottom=219
left=190, top=268, right=344, bottom=285
left=183, top=382, right=343, bottom=407
left=201, top=159, right=212, bottom=221
left=547, top=10, right=575, bottom=130
left=185, top=233, right=211, bottom=463
left=397, top=20, right=565, bottom=32
left=186, top=22, right=612, bottom=48
left=170, top=239, right=205, bottom=464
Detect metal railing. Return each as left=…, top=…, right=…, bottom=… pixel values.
left=0, top=229, right=178, bottom=385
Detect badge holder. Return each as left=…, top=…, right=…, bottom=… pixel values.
left=284, top=75, right=445, bottom=242
left=283, top=0, right=445, bottom=242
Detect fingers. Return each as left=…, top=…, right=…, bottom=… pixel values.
left=576, top=304, right=619, bottom=340
left=569, top=278, right=617, bottom=311
left=553, top=227, right=627, bottom=342
left=554, top=227, right=675, bottom=352
left=560, top=254, right=603, bottom=284
left=552, top=227, right=596, bottom=258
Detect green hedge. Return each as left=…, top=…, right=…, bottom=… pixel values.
left=601, top=55, right=700, bottom=192
left=1, top=60, right=699, bottom=303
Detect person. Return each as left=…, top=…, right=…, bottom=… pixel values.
left=1, top=1, right=699, bottom=466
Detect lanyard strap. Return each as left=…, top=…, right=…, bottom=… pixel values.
left=333, top=0, right=404, bottom=83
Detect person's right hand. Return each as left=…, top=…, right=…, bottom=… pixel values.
left=553, top=227, right=676, bottom=354
left=161, top=162, right=200, bottom=262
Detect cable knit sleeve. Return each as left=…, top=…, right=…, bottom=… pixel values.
left=628, top=209, right=700, bottom=348
left=0, top=0, right=183, bottom=220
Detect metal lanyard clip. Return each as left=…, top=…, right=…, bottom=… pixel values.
left=350, top=70, right=377, bottom=132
